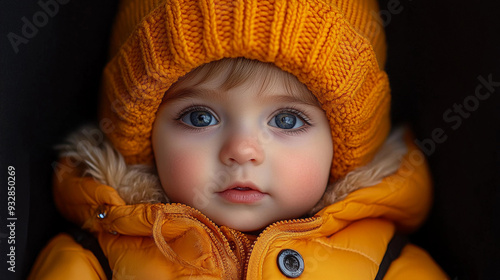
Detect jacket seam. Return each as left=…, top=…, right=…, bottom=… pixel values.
left=314, top=239, right=378, bottom=266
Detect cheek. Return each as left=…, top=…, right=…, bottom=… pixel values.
left=275, top=150, right=331, bottom=204
left=155, top=142, right=209, bottom=202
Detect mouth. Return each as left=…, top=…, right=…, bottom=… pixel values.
left=217, top=182, right=267, bottom=204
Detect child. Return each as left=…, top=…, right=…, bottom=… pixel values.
left=29, top=0, right=448, bottom=279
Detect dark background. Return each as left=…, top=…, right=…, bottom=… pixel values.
left=0, top=1, right=498, bottom=279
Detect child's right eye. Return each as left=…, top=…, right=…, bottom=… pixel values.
left=179, top=108, right=219, bottom=127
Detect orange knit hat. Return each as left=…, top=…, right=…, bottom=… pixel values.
left=99, top=0, right=391, bottom=181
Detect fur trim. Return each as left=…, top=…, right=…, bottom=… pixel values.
left=56, top=127, right=168, bottom=204
left=310, top=127, right=408, bottom=213
left=58, top=126, right=407, bottom=209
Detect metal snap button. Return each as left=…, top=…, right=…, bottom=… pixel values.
left=277, top=249, right=304, bottom=278
left=96, top=206, right=107, bottom=219
left=97, top=211, right=107, bottom=219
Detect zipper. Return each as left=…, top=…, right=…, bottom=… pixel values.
left=242, top=216, right=322, bottom=279
left=226, top=228, right=253, bottom=279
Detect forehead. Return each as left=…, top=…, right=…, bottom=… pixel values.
left=164, top=58, right=320, bottom=106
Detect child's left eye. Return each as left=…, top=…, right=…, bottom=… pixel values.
left=268, top=112, right=305, bottom=129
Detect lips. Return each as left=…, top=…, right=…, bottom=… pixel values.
left=217, top=182, right=266, bottom=204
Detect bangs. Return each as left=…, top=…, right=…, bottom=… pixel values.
left=166, top=58, right=319, bottom=106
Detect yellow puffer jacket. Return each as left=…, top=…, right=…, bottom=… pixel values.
left=29, top=130, right=448, bottom=279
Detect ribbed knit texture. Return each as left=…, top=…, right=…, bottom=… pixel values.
left=99, top=0, right=391, bottom=180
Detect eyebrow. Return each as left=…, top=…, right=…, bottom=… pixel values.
left=163, top=86, right=320, bottom=107
left=261, top=94, right=320, bottom=107
left=163, top=87, right=223, bottom=102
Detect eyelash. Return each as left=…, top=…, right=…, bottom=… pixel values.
left=271, top=106, right=313, bottom=135
left=174, top=105, right=219, bottom=130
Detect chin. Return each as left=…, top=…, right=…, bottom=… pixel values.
left=215, top=217, right=269, bottom=232
left=226, top=222, right=266, bottom=232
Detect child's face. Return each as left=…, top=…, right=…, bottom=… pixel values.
left=152, top=61, right=333, bottom=232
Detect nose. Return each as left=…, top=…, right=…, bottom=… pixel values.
left=219, top=133, right=264, bottom=166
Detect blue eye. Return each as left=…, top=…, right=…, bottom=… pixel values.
left=181, top=110, right=218, bottom=127
left=269, top=112, right=305, bottom=129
